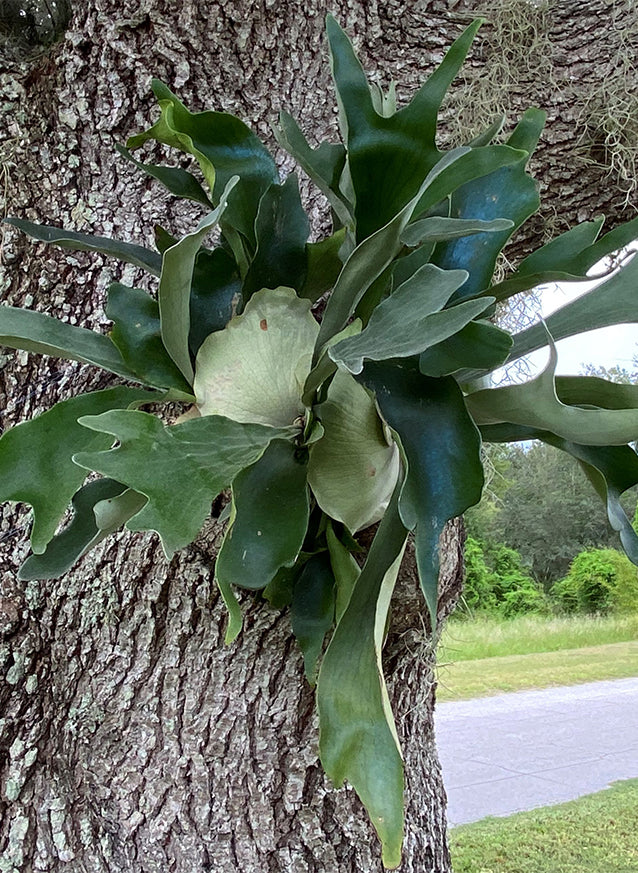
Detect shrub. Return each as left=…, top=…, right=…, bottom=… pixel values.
left=554, top=548, right=638, bottom=614
left=463, top=537, right=499, bottom=612
left=463, top=537, right=546, bottom=617
left=499, top=581, right=547, bottom=618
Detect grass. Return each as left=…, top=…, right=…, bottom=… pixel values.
left=439, top=613, right=638, bottom=661
left=437, top=640, right=638, bottom=701
left=436, top=613, right=638, bottom=701
left=449, top=779, right=638, bottom=873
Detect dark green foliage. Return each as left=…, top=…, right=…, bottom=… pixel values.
left=553, top=548, right=638, bottom=614
left=187, top=248, right=241, bottom=357
left=18, top=478, right=128, bottom=581
left=488, top=216, right=638, bottom=305
left=317, top=485, right=407, bottom=866
left=215, top=440, right=310, bottom=591
left=469, top=441, right=635, bottom=587
left=0, top=387, right=155, bottom=554
left=359, top=362, right=484, bottom=624
left=433, top=109, right=544, bottom=300
left=463, top=537, right=546, bottom=617
left=4, top=218, right=162, bottom=275
left=242, top=174, right=310, bottom=303
left=325, top=17, right=481, bottom=240
left=127, top=80, right=279, bottom=248
left=506, top=251, right=638, bottom=365
left=419, top=319, right=512, bottom=377
left=462, top=538, right=498, bottom=612
left=106, top=284, right=193, bottom=394
left=116, top=145, right=213, bottom=208
left=291, top=552, right=336, bottom=682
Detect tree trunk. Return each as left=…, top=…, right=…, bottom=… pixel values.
left=1, top=1, right=636, bottom=870
left=0, top=510, right=463, bottom=872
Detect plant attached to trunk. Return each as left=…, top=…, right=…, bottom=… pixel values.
left=2, top=17, right=638, bottom=868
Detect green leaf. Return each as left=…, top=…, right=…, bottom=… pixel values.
left=303, top=419, right=325, bottom=446
left=106, top=283, right=194, bottom=396
left=216, top=572, right=244, bottom=645
left=326, top=15, right=482, bottom=240
left=0, top=387, right=155, bottom=554
left=154, top=224, right=177, bottom=254
left=316, top=146, right=474, bottom=352
left=576, top=451, right=638, bottom=565
left=329, top=264, right=493, bottom=375
left=419, top=319, right=513, bottom=378
left=158, top=178, right=238, bottom=383
left=489, top=214, right=638, bottom=302
left=302, top=318, right=362, bottom=408
left=274, top=111, right=351, bottom=228
left=0, top=306, right=142, bottom=382
left=507, top=250, right=638, bottom=363
left=194, top=286, right=319, bottom=427
left=93, top=487, right=149, bottom=534
left=412, top=145, right=530, bottom=220
left=300, top=229, right=347, bottom=303
left=359, top=361, right=484, bottom=624
left=516, top=217, right=605, bottom=277
left=318, top=484, right=408, bottom=870
left=391, top=240, right=438, bottom=289
left=480, top=423, right=638, bottom=565
left=308, top=368, right=400, bottom=533
left=579, top=215, right=638, bottom=270
left=17, top=478, right=127, bottom=580
left=468, top=114, right=506, bottom=147
left=22, top=485, right=146, bottom=581
left=353, top=263, right=395, bottom=327
left=291, top=552, right=336, bottom=683
left=369, top=80, right=397, bottom=118
left=554, top=376, right=638, bottom=410
left=73, top=410, right=292, bottom=557
left=128, top=80, right=278, bottom=243
left=215, top=439, right=310, bottom=590
left=115, top=144, right=213, bottom=207
left=242, top=175, right=310, bottom=303
left=466, top=342, right=638, bottom=446
left=263, top=562, right=304, bottom=609
left=401, top=216, right=513, bottom=247
left=189, top=247, right=242, bottom=356
left=3, top=217, right=162, bottom=276
left=326, top=520, right=360, bottom=621
left=432, top=108, right=545, bottom=299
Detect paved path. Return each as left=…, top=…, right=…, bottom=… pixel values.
left=434, top=677, right=638, bottom=826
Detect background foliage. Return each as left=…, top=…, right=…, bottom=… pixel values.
left=464, top=357, right=638, bottom=620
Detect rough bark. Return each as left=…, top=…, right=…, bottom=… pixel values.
left=0, top=509, right=462, bottom=873
left=1, top=1, right=636, bottom=871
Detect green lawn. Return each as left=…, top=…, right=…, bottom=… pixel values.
left=450, top=780, right=638, bottom=873
left=436, top=613, right=638, bottom=701
left=437, top=640, right=638, bottom=701
left=439, top=613, right=638, bottom=661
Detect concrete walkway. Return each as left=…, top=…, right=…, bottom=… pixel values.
left=434, top=677, right=638, bottom=826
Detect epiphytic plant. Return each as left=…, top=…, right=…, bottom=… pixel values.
left=2, top=17, right=638, bottom=867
